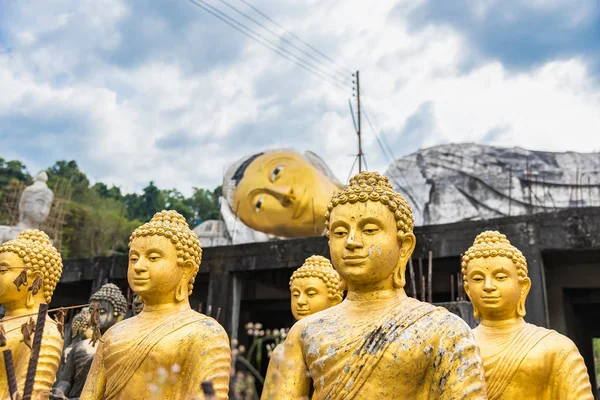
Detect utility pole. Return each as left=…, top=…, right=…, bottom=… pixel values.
left=353, top=70, right=363, bottom=172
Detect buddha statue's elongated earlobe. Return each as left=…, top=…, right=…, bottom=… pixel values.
left=25, top=289, right=35, bottom=309
left=517, top=295, right=526, bottom=318
left=175, top=282, right=186, bottom=303
left=392, top=265, right=405, bottom=289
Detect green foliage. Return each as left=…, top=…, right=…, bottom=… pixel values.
left=0, top=159, right=222, bottom=259
left=0, top=158, right=31, bottom=189
left=48, top=160, right=90, bottom=201
left=185, top=186, right=221, bottom=227
left=594, top=338, right=600, bottom=389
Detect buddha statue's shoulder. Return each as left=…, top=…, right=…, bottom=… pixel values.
left=524, top=324, right=578, bottom=359
left=104, top=309, right=224, bottom=338
left=428, top=304, right=472, bottom=329
left=187, top=312, right=229, bottom=340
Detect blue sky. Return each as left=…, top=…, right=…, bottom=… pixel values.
left=1, top=0, right=599, bottom=195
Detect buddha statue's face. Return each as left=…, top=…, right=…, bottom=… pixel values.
left=290, top=276, right=336, bottom=320
left=95, top=300, right=123, bottom=333
left=128, top=235, right=187, bottom=304
left=464, top=256, right=531, bottom=321
left=233, top=152, right=339, bottom=238
left=20, top=191, right=52, bottom=225
left=0, top=252, right=26, bottom=305
left=328, top=201, right=413, bottom=290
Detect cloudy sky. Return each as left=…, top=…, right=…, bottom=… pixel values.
left=1, top=0, right=599, bottom=195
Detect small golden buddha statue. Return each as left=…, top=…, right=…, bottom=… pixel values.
left=81, top=210, right=231, bottom=400
left=265, top=255, right=343, bottom=397
left=0, top=229, right=64, bottom=399
left=261, top=172, right=487, bottom=400
left=462, top=231, right=594, bottom=400
left=289, top=255, right=344, bottom=320
left=224, top=150, right=342, bottom=238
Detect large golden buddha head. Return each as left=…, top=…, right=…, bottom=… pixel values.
left=462, top=231, right=530, bottom=320
left=128, top=210, right=202, bottom=305
left=0, top=229, right=63, bottom=308
left=289, top=255, right=344, bottom=320
left=325, top=171, right=415, bottom=292
left=224, top=150, right=341, bottom=238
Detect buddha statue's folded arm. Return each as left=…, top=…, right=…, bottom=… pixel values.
left=431, top=315, right=488, bottom=399
left=261, top=324, right=311, bottom=400
left=79, top=342, right=107, bottom=400
left=549, top=334, right=594, bottom=399
left=187, top=321, right=232, bottom=400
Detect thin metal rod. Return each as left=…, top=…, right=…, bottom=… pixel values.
left=356, top=70, right=363, bottom=172
left=418, top=258, right=425, bottom=302
left=450, top=274, right=455, bottom=302
left=427, top=251, right=433, bottom=303
left=23, top=304, right=49, bottom=399
left=408, top=258, right=416, bottom=299
left=3, top=349, right=19, bottom=399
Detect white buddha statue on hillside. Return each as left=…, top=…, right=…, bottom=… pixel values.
left=0, top=171, right=54, bottom=244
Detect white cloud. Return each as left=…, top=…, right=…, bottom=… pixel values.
left=1, top=0, right=599, bottom=196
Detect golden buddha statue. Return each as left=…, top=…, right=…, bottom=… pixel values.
left=289, top=255, right=344, bottom=320
left=265, top=255, right=343, bottom=397
left=80, top=210, right=231, bottom=400
left=462, top=231, right=593, bottom=400
left=0, top=229, right=64, bottom=399
left=261, top=172, right=487, bottom=400
left=223, top=149, right=342, bottom=238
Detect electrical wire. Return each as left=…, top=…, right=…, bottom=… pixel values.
left=186, top=0, right=350, bottom=93
left=218, top=0, right=350, bottom=84
left=236, top=0, right=353, bottom=75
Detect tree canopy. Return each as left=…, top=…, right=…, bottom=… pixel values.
left=0, top=159, right=221, bottom=259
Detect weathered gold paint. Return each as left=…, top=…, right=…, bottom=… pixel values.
left=233, top=151, right=340, bottom=237
left=81, top=210, right=230, bottom=400
left=463, top=231, right=594, bottom=400
left=0, top=230, right=64, bottom=399
left=261, top=172, right=487, bottom=400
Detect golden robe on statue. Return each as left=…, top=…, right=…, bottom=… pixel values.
left=294, top=296, right=486, bottom=400
left=476, top=321, right=593, bottom=400
left=80, top=308, right=230, bottom=400
left=0, top=315, right=63, bottom=399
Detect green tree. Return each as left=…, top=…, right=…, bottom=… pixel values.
left=124, top=181, right=166, bottom=222
left=47, top=160, right=90, bottom=201
left=163, top=189, right=194, bottom=224
left=92, top=182, right=123, bottom=201
left=0, top=158, right=31, bottom=191
left=185, top=186, right=221, bottom=227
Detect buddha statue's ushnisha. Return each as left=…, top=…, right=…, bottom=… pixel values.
left=261, top=172, right=487, bottom=400
left=0, top=172, right=54, bottom=244
left=0, top=229, right=64, bottom=399
left=80, top=210, right=231, bottom=400
left=54, top=284, right=128, bottom=398
left=462, top=231, right=593, bottom=400
left=223, top=149, right=342, bottom=238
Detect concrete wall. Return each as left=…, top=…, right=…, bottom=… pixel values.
left=58, top=207, right=600, bottom=335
